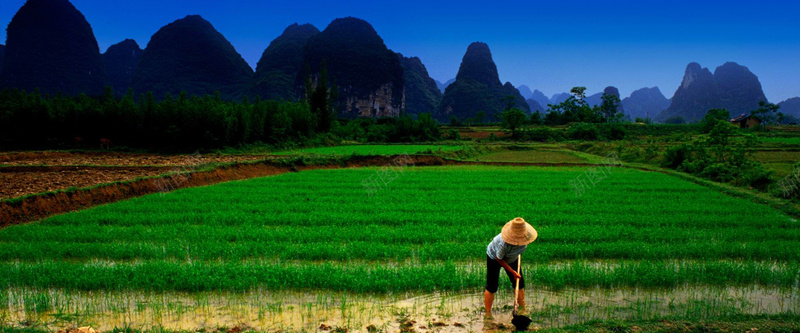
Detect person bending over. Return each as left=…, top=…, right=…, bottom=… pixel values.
left=484, top=217, right=538, bottom=317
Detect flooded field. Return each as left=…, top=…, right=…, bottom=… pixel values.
left=2, top=286, right=798, bottom=332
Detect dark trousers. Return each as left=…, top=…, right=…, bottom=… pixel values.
left=485, top=255, right=525, bottom=293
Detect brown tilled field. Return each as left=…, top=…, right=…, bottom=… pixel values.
left=0, top=151, right=269, bottom=200
left=0, top=166, right=171, bottom=199
left=0, top=151, right=267, bottom=166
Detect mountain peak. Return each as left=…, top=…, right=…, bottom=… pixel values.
left=282, top=23, right=319, bottom=36
left=104, top=39, right=143, bottom=93
left=713, top=62, right=757, bottom=79
left=681, top=62, right=713, bottom=89
left=251, top=22, right=318, bottom=100
left=323, top=17, right=383, bottom=44
left=438, top=42, right=528, bottom=121
left=517, top=85, right=533, bottom=99
left=301, top=17, right=404, bottom=117
left=170, top=15, right=215, bottom=30
left=109, top=39, right=140, bottom=51
left=659, top=62, right=766, bottom=122
left=131, top=14, right=254, bottom=99
left=398, top=53, right=442, bottom=115
left=455, top=42, right=500, bottom=86
left=0, top=0, right=107, bottom=95
left=621, top=87, right=670, bottom=120
left=604, top=86, right=621, bottom=98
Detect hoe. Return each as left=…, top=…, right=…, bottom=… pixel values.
left=511, top=254, right=532, bottom=331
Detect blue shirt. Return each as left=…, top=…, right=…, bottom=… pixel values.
left=486, top=233, right=527, bottom=261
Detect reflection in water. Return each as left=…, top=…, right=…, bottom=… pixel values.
left=1, top=285, right=798, bottom=332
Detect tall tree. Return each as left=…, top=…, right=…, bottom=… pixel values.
left=599, top=93, right=622, bottom=122
left=751, top=101, right=782, bottom=125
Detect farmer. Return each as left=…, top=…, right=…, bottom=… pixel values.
left=484, top=217, right=538, bottom=317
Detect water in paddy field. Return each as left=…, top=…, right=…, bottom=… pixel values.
left=1, top=286, right=798, bottom=332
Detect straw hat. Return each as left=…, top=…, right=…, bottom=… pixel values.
left=501, top=217, right=538, bottom=245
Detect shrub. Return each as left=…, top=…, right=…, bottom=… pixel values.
left=661, top=121, right=772, bottom=190
left=701, top=109, right=731, bottom=133
left=525, top=127, right=565, bottom=142
left=567, top=123, right=599, bottom=141
left=662, top=145, right=690, bottom=169
left=664, top=116, right=686, bottom=124
left=446, top=129, right=461, bottom=140
left=599, top=124, right=627, bottom=140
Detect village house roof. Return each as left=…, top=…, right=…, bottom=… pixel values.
left=731, top=114, right=751, bottom=122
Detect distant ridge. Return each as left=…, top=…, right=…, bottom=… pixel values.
left=530, top=89, right=550, bottom=110
left=778, top=97, right=800, bottom=120
left=550, top=92, right=571, bottom=105
left=436, top=78, right=455, bottom=93
left=517, top=85, right=533, bottom=99
left=622, top=87, right=671, bottom=120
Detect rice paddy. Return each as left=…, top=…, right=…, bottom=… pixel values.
left=1, top=165, right=799, bottom=331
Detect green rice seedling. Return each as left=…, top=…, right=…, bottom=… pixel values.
left=0, top=166, right=798, bottom=298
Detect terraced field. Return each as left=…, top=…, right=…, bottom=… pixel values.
left=1, top=166, right=798, bottom=331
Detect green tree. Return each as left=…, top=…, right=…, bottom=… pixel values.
left=701, top=108, right=731, bottom=133
left=570, top=86, right=587, bottom=99
left=305, top=61, right=339, bottom=133
left=546, top=87, right=598, bottom=125
left=751, top=101, right=782, bottom=125
left=664, top=116, right=686, bottom=124
left=475, top=111, right=486, bottom=125
left=502, top=95, right=517, bottom=111
left=599, top=93, right=622, bottom=122
left=663, top=121, right=770, bottom=189
left=529, top=111, right=543, bottom=125
left=500, top=108, right=528, bottom=132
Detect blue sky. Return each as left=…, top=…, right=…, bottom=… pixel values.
left=1, top=0, right=799, bottom=101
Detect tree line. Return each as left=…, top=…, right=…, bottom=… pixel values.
left=0, top=86, right=440, bottom=151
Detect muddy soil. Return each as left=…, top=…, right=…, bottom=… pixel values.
left=2, top=286, right=797, bottom=333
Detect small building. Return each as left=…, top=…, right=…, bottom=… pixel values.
left=731, top=114, right=761, bottom=129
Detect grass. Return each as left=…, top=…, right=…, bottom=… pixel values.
left=270, top=145, right=465, bottom=156
left=0, top=166, right=797, bottom=292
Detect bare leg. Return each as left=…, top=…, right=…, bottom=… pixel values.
left=484, top=290, right=495, bottom=316
left=517, top=289, right=525, bottom=308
